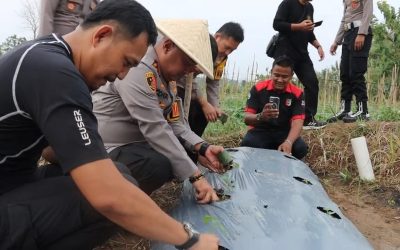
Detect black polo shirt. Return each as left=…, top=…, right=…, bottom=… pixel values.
left=245, top=79, right=305, bottom=131
left=0, top=34, right=108, bottom=194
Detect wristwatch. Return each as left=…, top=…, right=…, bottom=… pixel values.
left=198, top=142, right=210, bottom=157
left=175, top=222, right=200, bottom=249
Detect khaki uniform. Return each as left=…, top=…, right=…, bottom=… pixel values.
left=92, top=46, right=203, bottom=180
left=39, top=0, right=98, bottom=36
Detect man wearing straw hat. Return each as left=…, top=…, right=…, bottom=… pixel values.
left=177, top=22, right=244, bottom=137
left=92, top=19, right=225, bottom=202
left=0, top=0, right=219, bottom=249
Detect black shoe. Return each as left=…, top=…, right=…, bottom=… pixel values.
left=303, top=118, right=327, bottom=130
left=326, top=111, right=348, bottom=123
left=342, top=113, right=370, bottom=123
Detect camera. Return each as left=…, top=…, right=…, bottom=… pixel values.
left=269, top=96, right=280, bottom=110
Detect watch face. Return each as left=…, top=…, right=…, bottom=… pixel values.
left=183, top=222, right=198, bottom=235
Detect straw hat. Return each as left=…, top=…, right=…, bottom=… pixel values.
left=155, top=19, right=214, bottom=80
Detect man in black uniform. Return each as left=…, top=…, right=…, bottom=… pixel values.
left=272, top=0, right=327, bottom=130
left=0, top=0, right=219, bottom=249
left=241, top=56, right=308, bottom=159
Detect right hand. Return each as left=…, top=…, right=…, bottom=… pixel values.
left=259, top=103, right=279, bottom=120
left=192, top=177, right=219, bottom=204
left=189, top=234, right=220, bottom=250
left=330, top=42, right=338, bottom=55
left=202, top=102, right=219, bottom=122
left=300, top=20, right=314, bottom=31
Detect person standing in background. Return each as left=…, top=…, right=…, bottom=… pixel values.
left=327, top=0, right=373, bottom=123
left=272, top=0, right=327, bottom=130
left=177, top=22, right=244, bottom=137
left=38, top=0, right=99, bottom=36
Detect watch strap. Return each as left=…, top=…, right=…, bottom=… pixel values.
left=198, top=142, right=210, bottom=157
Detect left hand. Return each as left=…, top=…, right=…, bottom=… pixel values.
left=277, top=140, right=292, bottom=155
left=199, top=145, right=224, bottom=173
left=317, top=46, right=325, bottom=61
left=354, top=34, right=365, bottom=51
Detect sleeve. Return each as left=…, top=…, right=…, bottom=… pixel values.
left=205, top=78, right=220, bottom=107
left=334, top=1, right=347, bottom=44
left=191, top=81, right=203, bottom=100
left=244, top=86, right=260, bottom=114
left=308, top=5, right=317, bottom=43
left=38, top=0, right=59, bottom=36
left=114, top=66, right=198, bottom=180
left=273, top=0, right=292, bottom=33
left=358, top=0, right=373, bottom=35
left=291, top=91, right=306, bottom=121
left=19, top=51, right=108, bottom=173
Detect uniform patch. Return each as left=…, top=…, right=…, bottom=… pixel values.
left=167, top=101, right=180, bottom=122
left=213, top=58, right=227, bottom=80
left=351, top=0, right=360, bottom=10
left=146, top=72, right=157, bottom=92
left=285, top=98, right=292, bottom=107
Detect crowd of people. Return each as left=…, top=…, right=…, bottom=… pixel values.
left=0, top=0, right=373, bottom=249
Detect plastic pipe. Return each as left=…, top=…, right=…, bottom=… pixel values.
left=350, top=136, right=375, bottom=181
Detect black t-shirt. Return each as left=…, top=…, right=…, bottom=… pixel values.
left=0, top=34, right=108, bottom=194
left=245, top=79, right=305, bottom=131
left=273, top=0, right=316, bottom=55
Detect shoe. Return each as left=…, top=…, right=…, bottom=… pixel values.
left=326, top=111, right=349, bottom=123
left=343, top=113, right=370, bottom=123
left=303, top=118, right=327, bottom=130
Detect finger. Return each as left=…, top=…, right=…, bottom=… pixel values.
left=211, top=191, right=220, bottom=201
left=197, top=191, right=212, bottom=204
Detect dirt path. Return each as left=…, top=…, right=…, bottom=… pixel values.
left=323, top=179, right=400, bottom=250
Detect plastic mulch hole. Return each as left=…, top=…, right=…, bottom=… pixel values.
left=218, top=246, right=229, bottom=250
left=317, top=206, right=341, bottom=219
left=226, top=148, right=239, bottom=152
left=284, top=154, right=298, bottom=160
left=214, top=188, right=231, bottom=201
left=293, top=176, right=313, bottom=185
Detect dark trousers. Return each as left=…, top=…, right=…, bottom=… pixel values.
left=0, top=162, right=136, bottom=250
left=177, top=87, right=208, bottom=137
left=109, top=142, right=173, bottom=195
left=340, top=27, right=372, bottom=102
left=240, top=128, right=308, bottom=159
left=274, top=47, right=319, bottom=121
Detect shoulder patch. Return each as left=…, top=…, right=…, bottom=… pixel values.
left=146, top=72, right=157, bottom=92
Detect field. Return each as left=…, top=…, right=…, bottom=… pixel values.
left=99, top=70, right=400, bottom=249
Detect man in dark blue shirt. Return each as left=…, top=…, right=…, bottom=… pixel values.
left=0, top=0, right=219, bottom=249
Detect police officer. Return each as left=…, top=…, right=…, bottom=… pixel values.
left=241, top=56, right=308, bottom=160
left=0, top=1, right=220, bottom=249
left=92, top=20, right=225, bottom=202
left=177, top=22, right=244, bottom=137
left=328, top=0, right=373, bottom=123
left=38, top=0, right=99, bottom=36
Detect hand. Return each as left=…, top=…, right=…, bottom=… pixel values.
left=277, top=140, right=292, bottom=155
left=202, top=102, right=219, bottom=122
left=317, top=46, right=325, bottom=61
left=260, top=103, right=279, bottom=119
left=215, top=107, right=223, bottom=117
left=300, top=19, right=314, bottom=31
left=330, top=43, right=338, bottom=55
left=354, top=34, right=365, bottom=51
left=202, top=145, right=225, bottom=173
left=189, top=234, right=220, bottom=250
left=192, top=177, right=219, bottom=204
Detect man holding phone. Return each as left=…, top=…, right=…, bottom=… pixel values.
left=241, top=56, right=308, bottom=159
left=272, top=0, right=327, bottom=130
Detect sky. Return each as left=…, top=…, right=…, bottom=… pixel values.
left=1, top=0, right=399, bottom=80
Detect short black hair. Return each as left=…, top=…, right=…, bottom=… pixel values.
left=216, top=22, right=244, bottom=43
left=81, top=0, right=157, bottom=46
left=209, top=34, right=218, bottom=62
left=272, top=56, right=294, bottom=73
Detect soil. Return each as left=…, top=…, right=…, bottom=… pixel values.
left=321, top=176, right=400, bottom=250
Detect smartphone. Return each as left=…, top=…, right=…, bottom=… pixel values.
left=269, top=96, right=280, bottom=110
left=313, top=20, right=323, bottom=27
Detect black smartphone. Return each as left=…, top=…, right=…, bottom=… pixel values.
left=269, top=96, right=280, bottom=110
left=313, top=20, right=323, bottom=27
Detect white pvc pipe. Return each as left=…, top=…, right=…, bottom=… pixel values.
left=350, top=136, right=375, bottom=181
